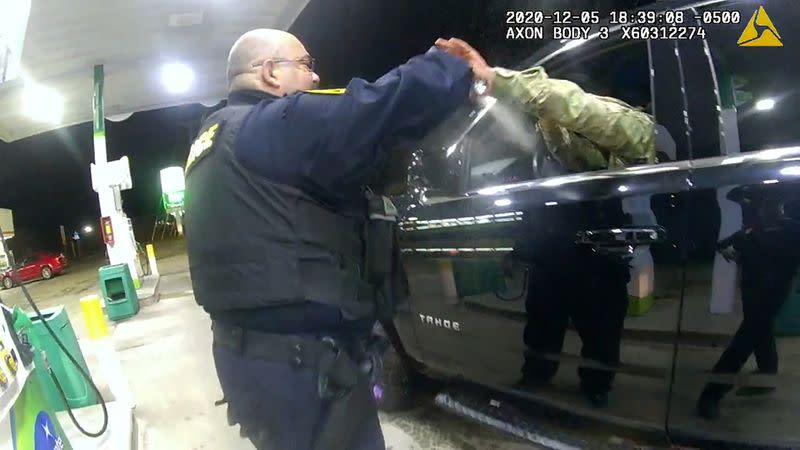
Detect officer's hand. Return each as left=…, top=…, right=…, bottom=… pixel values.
left=434, top=38, right=495, bottom=94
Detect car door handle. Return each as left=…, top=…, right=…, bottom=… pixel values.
left=576, top=226, right=666, bottom=253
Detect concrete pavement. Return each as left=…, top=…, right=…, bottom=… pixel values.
left=128, top=247, right=537, bottom=449
left=2, top=240, right=539, bottom=449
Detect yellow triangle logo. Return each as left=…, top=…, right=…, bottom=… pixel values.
left=737, top=6, right=783, bottom=47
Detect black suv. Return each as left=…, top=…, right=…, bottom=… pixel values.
left=378, top=0, right=800, bottom=448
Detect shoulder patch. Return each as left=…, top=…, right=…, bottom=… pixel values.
left=303, top=88, right=346, bottom=95
left=186, top=121, right=224, bottom=173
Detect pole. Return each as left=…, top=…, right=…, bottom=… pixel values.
left=174, top=211, right=184, bottom=236
left=93, top=65, right=140, bottom=285
left=146, top=244, right=159, bottom=277
left=59, top=225, right=66, bottom=255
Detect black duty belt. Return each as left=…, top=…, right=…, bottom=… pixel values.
left=211, top=321, right=347, bottom=371
left=212, top=320, right=386, bottom=450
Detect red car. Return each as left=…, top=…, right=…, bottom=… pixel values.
left=1, top=252, right=67, bottom=289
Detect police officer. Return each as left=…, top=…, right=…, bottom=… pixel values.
left=697, top=186, right=800, bottom=419
left=183, top=29, right=475, bottom=450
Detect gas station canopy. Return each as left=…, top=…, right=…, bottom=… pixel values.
left=0, top=0, right=310, bottom=143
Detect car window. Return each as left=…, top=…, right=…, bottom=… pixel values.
left=461, top=99, right=542, bottom=191
left=462, top=33, right=685, bottom=193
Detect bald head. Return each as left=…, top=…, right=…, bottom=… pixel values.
left=227, top=29, right=319, bottom=96
left=227, top=29, right=294, bottom=82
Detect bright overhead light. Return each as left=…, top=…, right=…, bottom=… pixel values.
left=494, top=198, right=512, bottom=207
left=83, top=225, right=93, bottom=233
left=22, top=82, right=63, bottom=124
left=618, top=185, right=629, bottom=192
left=763, top=179, right=779, bottom=184
left=161, top=63, right=194, bottom=94
left=755, top=98, right=775, bottom=111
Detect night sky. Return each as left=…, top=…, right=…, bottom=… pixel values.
left=0, top=0, right=648, bottom=256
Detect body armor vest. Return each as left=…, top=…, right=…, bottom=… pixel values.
left=184, top=100, right=399, bottom=320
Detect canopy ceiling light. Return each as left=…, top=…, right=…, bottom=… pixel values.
left=161, top=62, right=195, bottom=94
left=22, top=80, right=63, bottom=124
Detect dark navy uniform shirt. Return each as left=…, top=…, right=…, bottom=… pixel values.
left=211, top=48, right=472, bottom=335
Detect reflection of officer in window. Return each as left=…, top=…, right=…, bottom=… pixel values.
left=183, top=29, right=476, bottom=449
left=697, top=185, right=800, bottom=420
left=515, top=201, right=631, bottom=408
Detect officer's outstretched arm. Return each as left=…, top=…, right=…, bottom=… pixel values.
left=298, top=49, right=473, bottom=186
left=491, top=67, right=656, bottom=166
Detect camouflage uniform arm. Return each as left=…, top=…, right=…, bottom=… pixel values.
left=491, top=67, right=656, bottom=167
left=537, top=118, right=608, bottom=172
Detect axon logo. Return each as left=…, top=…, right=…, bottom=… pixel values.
left=419, top=314, right=460, bottom=332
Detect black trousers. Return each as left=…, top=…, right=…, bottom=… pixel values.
left=522, top=260, right=630, bottom=394
left=212, top=332, right=385, bottom=450
left=700, top=268, right=794, bottom=402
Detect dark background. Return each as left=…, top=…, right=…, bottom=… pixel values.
left=0, top=0, right=651, bottom=258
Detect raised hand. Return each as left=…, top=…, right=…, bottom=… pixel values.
left=434, top=38, right=495, bottom=93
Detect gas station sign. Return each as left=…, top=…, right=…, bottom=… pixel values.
left=160, top=167, right=185, bottom=210
left=0, top=0, right=31, bottom=84
left=0, top=209, right=14, bottom=270
left=0, top=209, right=13, bottom=239
left=162, top=190, right=185, bottom=210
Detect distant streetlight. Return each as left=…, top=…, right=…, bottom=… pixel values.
left=83, top=225, right=93, bottom=234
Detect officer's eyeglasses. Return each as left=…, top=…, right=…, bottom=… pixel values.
left=251, top=56, right=315, bottom=73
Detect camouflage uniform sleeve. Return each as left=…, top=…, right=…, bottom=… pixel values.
left=491, top=67, right=656, bottom=168
left=537, top=118, right=608, bottom=172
